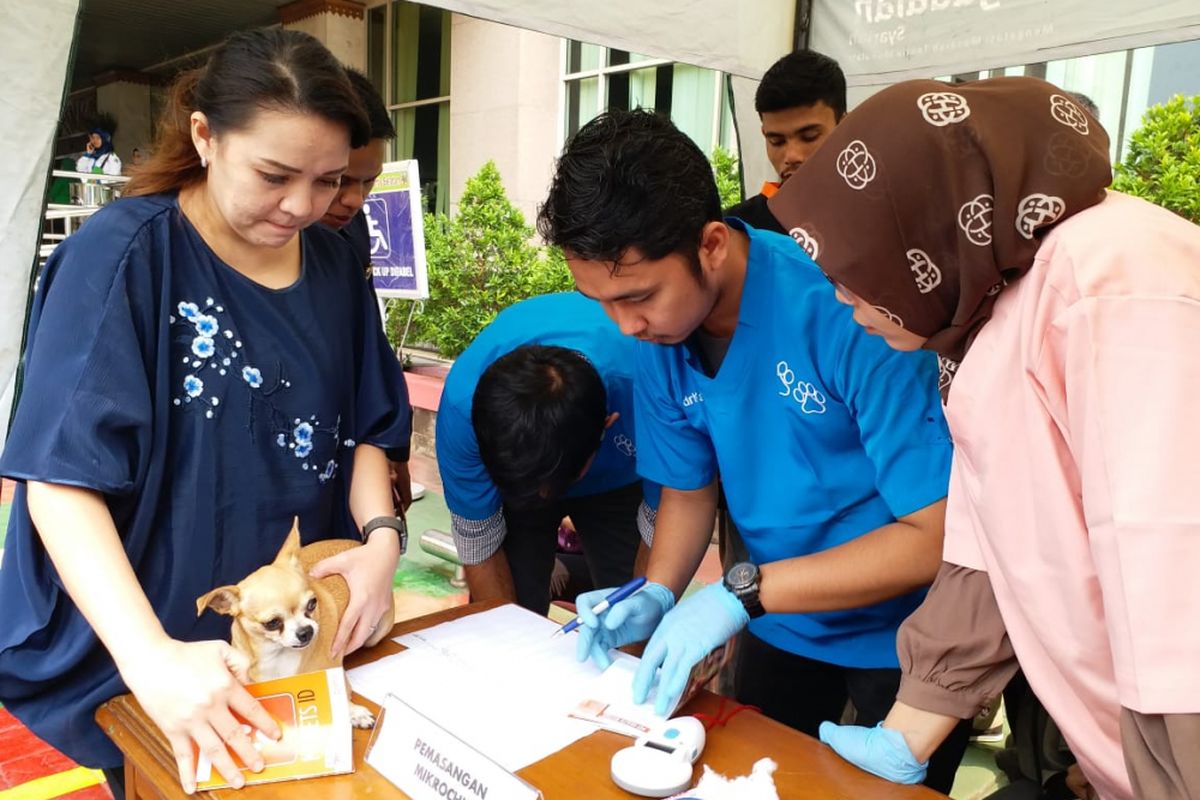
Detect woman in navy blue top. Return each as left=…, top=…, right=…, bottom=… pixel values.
left=0, top=29, right=410, bottom=793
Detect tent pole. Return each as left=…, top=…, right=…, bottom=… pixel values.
left=793, top=0, right=813, bottom=50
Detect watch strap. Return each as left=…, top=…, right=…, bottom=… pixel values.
left=361, top=515, right=408, bottom=554
left=737, top=587, right=766, bottom=619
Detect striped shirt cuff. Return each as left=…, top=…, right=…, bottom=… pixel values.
left=637, top=500, right=657, bottom=547
left=450, top=510, right=507, bottom=565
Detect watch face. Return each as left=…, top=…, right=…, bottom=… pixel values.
left=728, top=562, right=757, bottom=589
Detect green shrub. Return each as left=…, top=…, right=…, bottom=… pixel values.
left=711, top=145, right=743, bottom=210
left=1113, top=94, right=1200, bottom=225
left=389, top=161, right=574, bottom=357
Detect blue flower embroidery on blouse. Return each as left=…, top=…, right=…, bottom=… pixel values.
left=191, top=337, right=215, bottom=358
left=171, top=296, right=348, bottom=482
left=194, top=315, right=219, bottom=337
left=171, top=298, right=241, bottom=418
left=293, top=421, right=314, bottom=444
left=278, top=415, right=342, bottom=481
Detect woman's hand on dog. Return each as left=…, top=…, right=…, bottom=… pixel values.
left=120, top=637, right=281, bottom=793
left=310, top=529, right=401, bottom=658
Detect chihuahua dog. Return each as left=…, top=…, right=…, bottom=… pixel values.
left=196, top=517, right=395, bottom=728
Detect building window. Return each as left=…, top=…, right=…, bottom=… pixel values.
left=562, top=40, right=735, bottom=157
left=368, top=1, right=451, bottom=215
left=940, top=37, right=1200, bottom=162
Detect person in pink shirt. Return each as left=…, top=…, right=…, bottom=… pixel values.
left=769, top=76, right=1200, bottom=800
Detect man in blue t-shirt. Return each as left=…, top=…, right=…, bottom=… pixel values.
left=437, top=293, right=656, bottom=614
left=537, top=110, right=969, bottom=793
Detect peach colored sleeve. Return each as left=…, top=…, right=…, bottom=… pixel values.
left=939, top=452, right=988, bottom=571
left=1058, top=296, right=1200, bottom=713
left=896, top=561, right=1018, bottom=718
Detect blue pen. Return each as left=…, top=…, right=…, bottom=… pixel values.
left=552, top=576, right=648, bottom=638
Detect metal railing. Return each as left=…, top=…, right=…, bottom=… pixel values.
left=419, top=528, right=467, bottom=588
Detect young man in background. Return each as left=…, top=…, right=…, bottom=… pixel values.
left=726, top=49, right=846, bottom=233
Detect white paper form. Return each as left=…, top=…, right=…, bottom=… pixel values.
left=346, top=604, right=672, bottom=771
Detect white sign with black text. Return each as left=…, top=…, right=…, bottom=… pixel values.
left=366, top=693, right=542, bottom=800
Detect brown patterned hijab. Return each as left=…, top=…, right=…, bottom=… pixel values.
left=769, top=76, right=1111, bottom=387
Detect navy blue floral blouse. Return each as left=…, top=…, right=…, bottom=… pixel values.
left=0, top=193, right=411, bottom=766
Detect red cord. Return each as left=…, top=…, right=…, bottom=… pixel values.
left=694, top=696, right=761, bottom=730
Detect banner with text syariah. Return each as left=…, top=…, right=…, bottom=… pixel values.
left=366, top=694, right=542, bottom=800
left=366, top=160, right=429, bottom=300
left=810, top=0, right=1200, bottom=86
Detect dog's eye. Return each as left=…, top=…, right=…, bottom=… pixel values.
left=305, top=597, right=317, bottom=614
left=263, top=617, right=283, bottom=632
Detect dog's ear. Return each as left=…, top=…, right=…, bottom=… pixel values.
left=196, top=586, right=240, bottom=617
left=275, top=516, right=303, bottom=565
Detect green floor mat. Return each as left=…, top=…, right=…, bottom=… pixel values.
left=392, top=488, right=459, bottom=597
left=393, top=559, right=461, bottom=596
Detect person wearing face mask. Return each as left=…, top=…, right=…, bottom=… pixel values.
left=76, top=127, right=123, bottom=176
left=0, top=29, right=412, bottom=798
left=770, top=76, right=1200, bottom=800
left=725, top=50, right=845, bottom=234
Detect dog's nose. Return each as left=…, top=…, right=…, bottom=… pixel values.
left=296, top=625, right=314, bottom=645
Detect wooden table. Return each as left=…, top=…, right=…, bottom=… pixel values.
left=98, top=602, right=945, bottom=800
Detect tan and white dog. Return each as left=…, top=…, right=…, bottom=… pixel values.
left=196, top=518, right=394, bottom=728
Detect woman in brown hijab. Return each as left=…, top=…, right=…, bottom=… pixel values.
left=770, top=76, right=1200, bottom=800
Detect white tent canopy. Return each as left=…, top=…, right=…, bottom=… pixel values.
left=414, top=0, right=797, bottom=80
left=0, top=0, right=81, bottom=447
left=810, top=0, right=1200, bottom=86
left=419, top=0, right=798, bottom=198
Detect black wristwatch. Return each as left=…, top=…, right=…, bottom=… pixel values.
left=361, top=515, right=408, bottom=554
left=724, top=561, right=765, bottom=619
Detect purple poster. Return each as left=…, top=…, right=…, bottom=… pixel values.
left=366, top=160, right=428, bottom=299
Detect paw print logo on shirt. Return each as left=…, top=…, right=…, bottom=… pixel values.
left=613, top=434, right=636, bottom=457
left=776, top=360, right=827, bottom=415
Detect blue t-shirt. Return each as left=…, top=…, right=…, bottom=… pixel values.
left=437, top=292, right=655, bottom=563
left=0, top=194, right=411, bottom=766
left=635, top=222, right=951, bottom=668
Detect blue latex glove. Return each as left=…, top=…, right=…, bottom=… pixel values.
left=632, top=582, right=749, bottom=716
left=818, top=721, right=928, bottom=784
left=574, top=582, right=675, bottom=669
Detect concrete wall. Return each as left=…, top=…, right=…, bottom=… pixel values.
left=286, top=10, right=367, bottom=70
left=447, top=15, right=560, bottom=223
